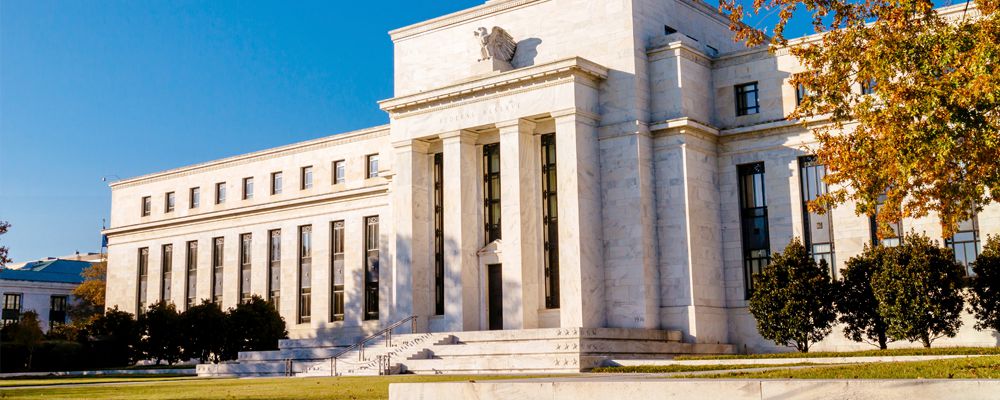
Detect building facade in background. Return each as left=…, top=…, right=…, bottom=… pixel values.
left=103, top=0, right=996, bottom=352
left=1, top=253, right=100, bottom=332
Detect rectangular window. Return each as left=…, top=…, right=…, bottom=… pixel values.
left=271, top=172, right=283, bottom=195
left=298, top=225, right=312, bottom=323
left=799, top=157, right=835, bottom=276
left=240, top=233, right=252, bottom=303
left=137, top=247, right=149, bottom=312
left=161, top=244, right=173, bottom=302
left=268, top=229, right=281, bottom=309
left=2, top=293, right=22, bottom=325
left=216, top=182, right=226, bottom=204
left=141, top=196, right=151, bottom=217
left=541, top=134, right=560, bottom=309
left=331, top=221, right=345, bottom=321
left=947, top=213, right=981, bottom=276
left=433, top=153, right=445, bottom=315
left=795, top=83, right=812, bottom=106
left=212, top=237, right=224, bottom=304
left=483, top=143, right=501, bottom=243
left=190, top=187, right=200, bottom=209
left=49, top=295, right=68, bottom=329
left=366, top=154, right=379, bottom=178
left=186, top=241, right=198, bottom=309
left=301, top=166, right=313, bottom=190
left=243, top=177, right=254, bottom=200
left=333, top=160, right=346, bottom=184
left=165, top=192, right=175, bottom=213
left=364, top=216, right=380, bottom=320
left=735, top=82, right=760, bottom=116
left=870, top=194, right=902, bottom=247
left=739, top=162, right=770, bottom=298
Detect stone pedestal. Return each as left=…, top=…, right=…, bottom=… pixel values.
left=473, top=58, right=514, bottom=76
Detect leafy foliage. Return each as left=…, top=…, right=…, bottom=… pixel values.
left=9, top=311, right=45, bottom=370
left=180, top=300, right=228, bottom=363
left=0, top=221, right=10, bottom=268
left=224, top=296, right=287, bottom=360
left=719, top=0, right=1000, bottom=237
left=748, top=238, right=838, bottom=352
left=89, top=307, right=141, bottom=366
left=138, top=301, right=183, bottom=365
left=872, top=233, right=966, bottom=347
left=70, top=261, right=106, bottom=324
left=969, top=235, right=1000, bottom=331
left=836, top=244, right=894, bottom=349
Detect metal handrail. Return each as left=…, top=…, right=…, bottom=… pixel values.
left=327, top=315, right=418, bottom=376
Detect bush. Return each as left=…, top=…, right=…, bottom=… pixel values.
left=749, top=238, right=838, bottom=352
left=969, top=235, right=1000, bottom=332
left=837, top=244, right=894, bottom=349
left=90, top=307, right=140, bottom=366
left=138, top=301, right=183, bottom=365
left=872, top=233, right=965, bottom=348
left=181, top=300, right=228, bottom=363
left=224, top=296, right=287, bottom=360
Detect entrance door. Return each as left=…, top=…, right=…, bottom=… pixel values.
left=487, top=264, right=503, bottom=331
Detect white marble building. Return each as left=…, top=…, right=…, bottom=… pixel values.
left=105, top=0, right=998, bottom=355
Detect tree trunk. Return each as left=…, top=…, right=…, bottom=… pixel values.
left=921, top=333, right=931, bottom=348
left=878, top=332, right=888, bottom=350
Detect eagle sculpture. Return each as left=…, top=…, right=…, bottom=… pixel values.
left=474, top=26, right=517, bottom=63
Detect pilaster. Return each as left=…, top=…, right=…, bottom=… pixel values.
left=391, top=139, right=432, bottom=329
left=440, top=131, right=481, bottom=331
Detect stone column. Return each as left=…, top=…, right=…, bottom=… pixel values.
left=441, top=131, right=481, bottom=331
left=497, top=118, right=541, bottom=330
left=553, top=110, right=605, bottom=328
left=391, top=140, right=432, bottom=329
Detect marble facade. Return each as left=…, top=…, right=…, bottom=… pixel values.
left=104, top=0, right=998, bottom=353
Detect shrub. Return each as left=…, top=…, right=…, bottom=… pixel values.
left=749, top=238, right=837, bottom=352
left=969, top=235, right=1000, bottom=332
left=224, top=296, right=287, bottom=360
left=138, top=301, right=183, bottom=365
left=872, top=233, right=965, bottom=348
left=181, top=300, right=227, bottom=363
left=11, top=311, right=44, bottom=370
left=89, top=307, right=140, bottom=366
left=837, top=244, right=894, bottom=349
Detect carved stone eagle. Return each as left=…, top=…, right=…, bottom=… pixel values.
left=474, top=26, right=516, bottom=63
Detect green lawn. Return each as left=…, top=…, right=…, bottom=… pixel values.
left=591, top=363, right=814, bottom=373
left=675, top=346, right=1000, bottom=360
left=675, top=355, right=1000, bottom=379
left=0, top=375, right=198, bottom=388
left=0, top=375, right=545, bottom=400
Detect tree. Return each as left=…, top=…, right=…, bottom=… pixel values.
left=137, top=301, right=183, bottom=365
left=872, top=233, right=966, bottom=347
left=70, top=261, right=106, bottom=324
left=89, top=307, right=140, bottom=366
left=0, top=221, right=10, bottom=268
left=12, top=311, right=44, bottom=370
left=837, top=244, right=895, bottom=349
left=181, top=300, right=227, bottom=363
left=719, top=0, right=1000, bottom=238
left=969, top=235, right=1000, bottom=331
left=224, top=296, right=287, bottom=360
left=749, top=238, right=838, bottom=352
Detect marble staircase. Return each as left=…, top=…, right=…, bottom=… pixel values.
left=196, top=327, right=735, bottom=377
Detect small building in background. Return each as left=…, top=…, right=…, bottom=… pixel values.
left=1, top=253, right=101, bottom=332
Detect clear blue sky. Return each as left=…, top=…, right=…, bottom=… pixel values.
left=0, top=0, right=810, bottom=263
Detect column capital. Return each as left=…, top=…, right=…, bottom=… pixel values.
left=391, top=139, right=431, bottom=153
left=438, top=130, right=479, bottom=143
left=494, top=118, right=536, bottom=133
left=550, top=108, right=601, bottom=125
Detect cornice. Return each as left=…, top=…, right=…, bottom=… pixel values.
left=388, top=0, right=550, bottom=42
left=110, top=125, right=390, bottom=190
left=379, top=57, right=608, bottom=116
left=104, top=184, right=389, bottom=237
left=650, top=117, right=720, bottom=137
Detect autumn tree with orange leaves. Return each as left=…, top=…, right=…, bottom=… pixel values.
left=720, top=0, right=1000, bottom=237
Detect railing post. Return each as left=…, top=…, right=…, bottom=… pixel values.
left=411, top=316, right=417, bottom=334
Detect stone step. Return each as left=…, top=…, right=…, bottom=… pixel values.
left=401, top=355, right=609, bottom=374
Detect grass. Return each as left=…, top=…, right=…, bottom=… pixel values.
left=675, top=346, right=1000, bottom=360
left=0, top=375, right=197, bottom=388
left=674, top=355, right=1000, bottom=379
left=0, top=375, right=546, bottom=400
left=591, top=363, right=814, bottom=373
